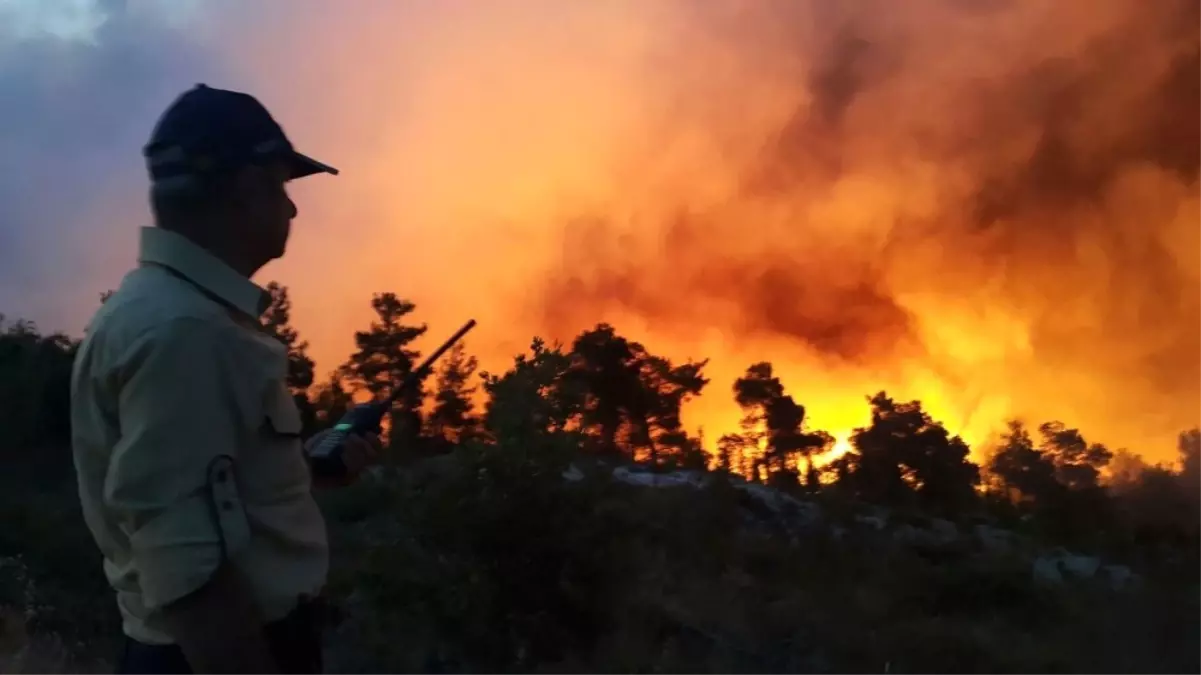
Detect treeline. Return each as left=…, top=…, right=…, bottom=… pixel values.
left=3, top=286, right=1199, bottom=561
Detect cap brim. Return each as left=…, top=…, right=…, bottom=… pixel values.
left=288, top=151, right=339, bottom=180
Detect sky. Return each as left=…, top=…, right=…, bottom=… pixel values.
left=1, top=0, right=1198, bottom=465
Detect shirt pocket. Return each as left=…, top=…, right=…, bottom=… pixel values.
left=263, top=383, right=304, bottom=438
left=250, top=383, right=311, bottom=498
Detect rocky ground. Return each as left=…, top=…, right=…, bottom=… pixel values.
left=3, top=452, right=1198, bottom=673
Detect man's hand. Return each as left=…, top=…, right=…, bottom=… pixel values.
left=162, top=563, right=280, bottom=673
left=304, top=429, right=381, bottom=488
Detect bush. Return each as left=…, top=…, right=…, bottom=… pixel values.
left=0, top=472, right=119, bottom=670
left=323, top=437, right=1200, bottom=673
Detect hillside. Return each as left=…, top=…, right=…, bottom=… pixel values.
left=0, top=301, right=1198, bottom=673
left=3, top=441, right=1198, bottom=673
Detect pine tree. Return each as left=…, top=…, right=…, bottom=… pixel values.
left=988, top=420, right=1059, bottom=505
left=342, top=293, right=428, bottom=455
left=481, top=337, right=581, bottom=442
left=847, top=392, right=979, bottom=515
left=261, top=282, right=317, bottom=433
left=428, top=342, right=481, bottom=449
left=565, top=324, right=707, bottom=465
left=733, top=362, right=831, bottom=485
left=262, top=282, right=316, bottom=394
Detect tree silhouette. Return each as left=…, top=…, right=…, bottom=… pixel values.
left=988, top=420, right=1060, bottom=507
left=262, top=283, right=316, bottom=392
left=1178, top=428, right=1200, bottom=496
left=565, top=324, right=707, bottom=466
left=342, top=293, right=428, bottom=455
left=262, top=282, right=317, bottom=433
left=718, top=412, right=766, bottom=480
left=732, top=362, right=832, bottom=487
left=482, top=337, right=583, bottom=443
left=0, top=316, right=77, bottom=479
left=22, top=277, right=1201, bottom=552
left=986, top=419, right=1117, bottom=542
left=566, top=325, right=641, bottom=457
left=631, top=351, right=709, bottom=468
left=1107, top=436, right=1199, bottom=563
left=1037, top=421, right=1112, bottom=491
left=715, top=433, right=744, bottom=476
left=428, top=342, right=482, bottom=450
left=1105, top=449, right=1149, bottom=493
left=844, top=392, right=979, bottom=516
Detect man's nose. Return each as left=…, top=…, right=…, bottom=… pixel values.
left=287, top=195, right=298, bottom=220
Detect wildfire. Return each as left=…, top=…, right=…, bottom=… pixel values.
left=223, top=0, right=1201, bottom=466
left=827, top=434, right=855, bottom=462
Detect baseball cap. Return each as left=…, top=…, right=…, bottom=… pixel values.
left=144, top=83, right=338, bottom=185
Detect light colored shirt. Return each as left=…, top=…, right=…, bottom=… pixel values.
left=71, top=226, right=327, bottom=645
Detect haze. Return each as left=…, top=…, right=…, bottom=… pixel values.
left=1, top=0, right=1196, bottom=464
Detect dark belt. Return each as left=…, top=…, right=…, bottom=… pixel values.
left=118, top=597, right=326, bottom=674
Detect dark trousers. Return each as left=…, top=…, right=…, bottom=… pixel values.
left=117, top=600, right=324, bottom=674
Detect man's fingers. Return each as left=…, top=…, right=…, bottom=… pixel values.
left=361, top=433, right=382, bottom=458
left=303, top=428, right=331, bottom=453
left=344, top=433, right=380, bottom=467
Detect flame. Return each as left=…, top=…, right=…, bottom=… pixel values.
left=176, top=0, right=1201, bottom=465
left=827, top=434, right=855, bottom=464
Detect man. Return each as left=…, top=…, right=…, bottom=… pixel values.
left=70, top=84, right=378, bottom=673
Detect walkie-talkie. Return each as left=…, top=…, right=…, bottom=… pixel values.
left=307, top=319, right=477, bottom=477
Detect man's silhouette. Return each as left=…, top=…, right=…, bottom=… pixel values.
left=71, top=84, right=378, bottom=673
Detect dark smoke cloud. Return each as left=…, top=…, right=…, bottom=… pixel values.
left=1, top=0, right=1194, bottom=459
left=537, top=0, right=1199, bottom=445
left=546, top=211, right=921, bottom=364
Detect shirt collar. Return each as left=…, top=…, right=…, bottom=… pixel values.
left=137, top=226, right=271, bottom=319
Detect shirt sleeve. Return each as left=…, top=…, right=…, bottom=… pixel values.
left=104, top=317, right=256, bottom=611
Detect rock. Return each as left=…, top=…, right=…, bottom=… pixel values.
left=855, top=514, right=887, bottom=530
left=611, top=466, right=660, bottom=487
left=892, top=523, right=922, bottom=544
left=610, top=466, right=711, bottom=488
left=583, top=463, right=1147, bottom=596
left=1031, top=556, right=1064, bottom=584
left=1100, top=564, right=1141, bottom=590
left=656, top=470, right=711, bottom=489
left=733, top=482, right=821, bottom=525
left=1032, top=549, right=1112, bottom=586
left=1059, top=552, right=1101, bottom=579
left=928, top=518, right=958, bottom=543
left=974, top=524, right=1015, bottom=553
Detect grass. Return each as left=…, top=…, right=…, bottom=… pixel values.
left=0, top=604, right=111, bottom=675
left=0, top=463, right=120, bottom=673
left=2, top=443, right=1198, bottom=673
left=317, top=444, right=1200, bottom=673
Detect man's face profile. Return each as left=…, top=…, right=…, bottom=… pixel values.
left=232, top=160, right=297, bottom=263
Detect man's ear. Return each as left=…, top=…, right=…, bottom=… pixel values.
left=222, top=165, right=274, bottom=214
left=229, top=164, right=264, bottom=196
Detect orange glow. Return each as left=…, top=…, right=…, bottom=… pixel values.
left=827, top=434, right=855, bottom=464
left=162, top=0, right=1196, bottom=465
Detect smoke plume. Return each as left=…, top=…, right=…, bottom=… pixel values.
left=2, top=0, right=1196, bottom=462
left=537, top=0, right=1200, bottom=458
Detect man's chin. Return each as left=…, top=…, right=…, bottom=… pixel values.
left=269, top=239, right=289, bottom=261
